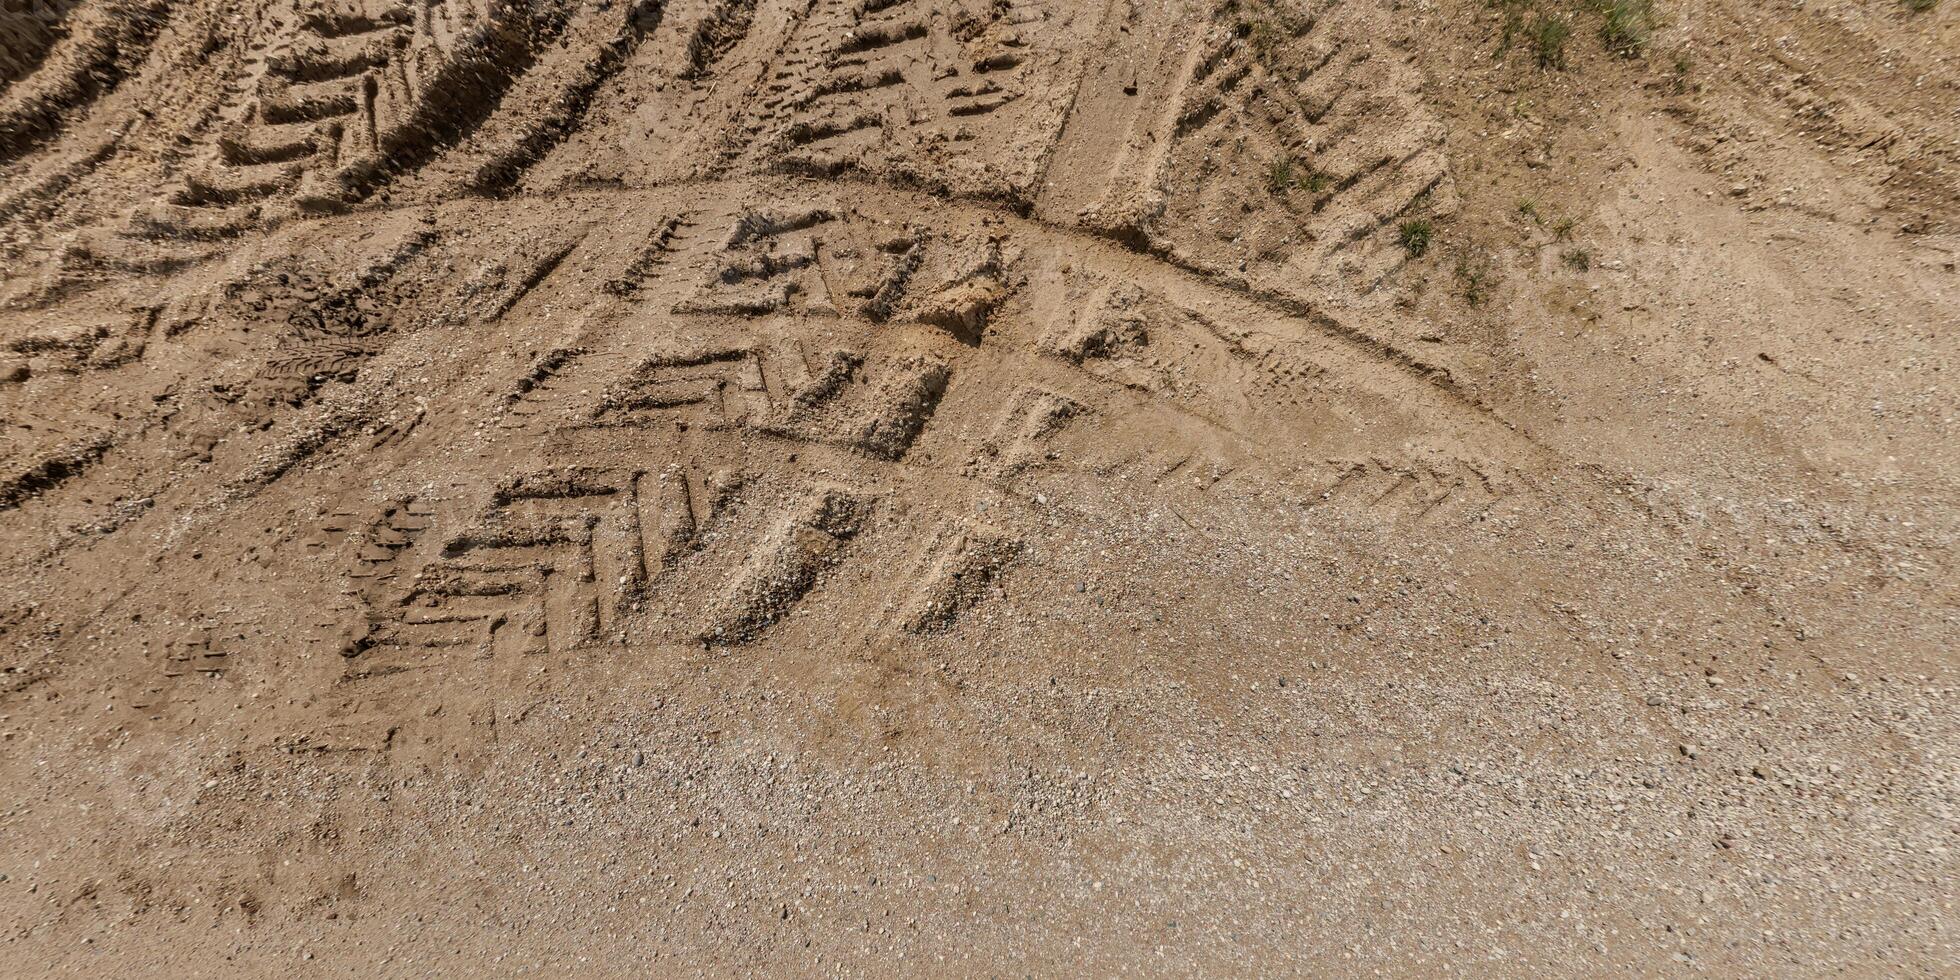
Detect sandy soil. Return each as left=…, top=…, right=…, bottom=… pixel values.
left=0, top=0, right=1954, bottom=974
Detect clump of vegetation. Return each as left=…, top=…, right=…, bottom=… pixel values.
left=1498, top=11, right=1528, bottom=56
left=1267, top=157, right=1296, bottom=195
left=1399, top=219, right=1434, bottom=257
left=1595, top=0, right=1653, bottom=57
left=1245, top=20, right=1282, bottom=56
left=1666, top=51, right=1694, bottom=92
left=1904, top=0, right=1937, bottom=12
left=1532, top=14, right=1571, bottom=69
left=1561, top=248, right=1593, bottom=271
left=1229, top=0, right=1312, bottom=59
left=1514, top=198, right=1581, bottom=239
left=1268, top=156, right=1332, bottom=195
left=1456, top=258, right=1496, bottom=306
left=1494, top=0, right=1660, bottom=66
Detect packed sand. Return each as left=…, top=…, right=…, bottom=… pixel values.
left=0, top=0, right=1955, bottom=974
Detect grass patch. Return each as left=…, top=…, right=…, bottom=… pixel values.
left=1268, top=157, right=1296, bottom=195
left=1498, top=12, right=1526, bottom=56
left=1561, top=248, right=1593, bottom=271
left=1595, top=0, right=1653, bottom=57
left=1516, top=198, right=1541, bottom=222
left=1246, top=20, right=1287, bottom=57
left=1496, top=0, right=1659, bottom=65
left=1230, top=0, right=1313, bottom=59
left=1456, top=258, right=1496, bottom=306
left=1532, top=14, right=1570, bottom=69
left=1904, top=0, right=1937, bottom=11
left=1552, top=216, right=1577, bottom=241
left=1268, top=156, right=1332, bottom=195
left=1399, top=219, right=1434, bottom=257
